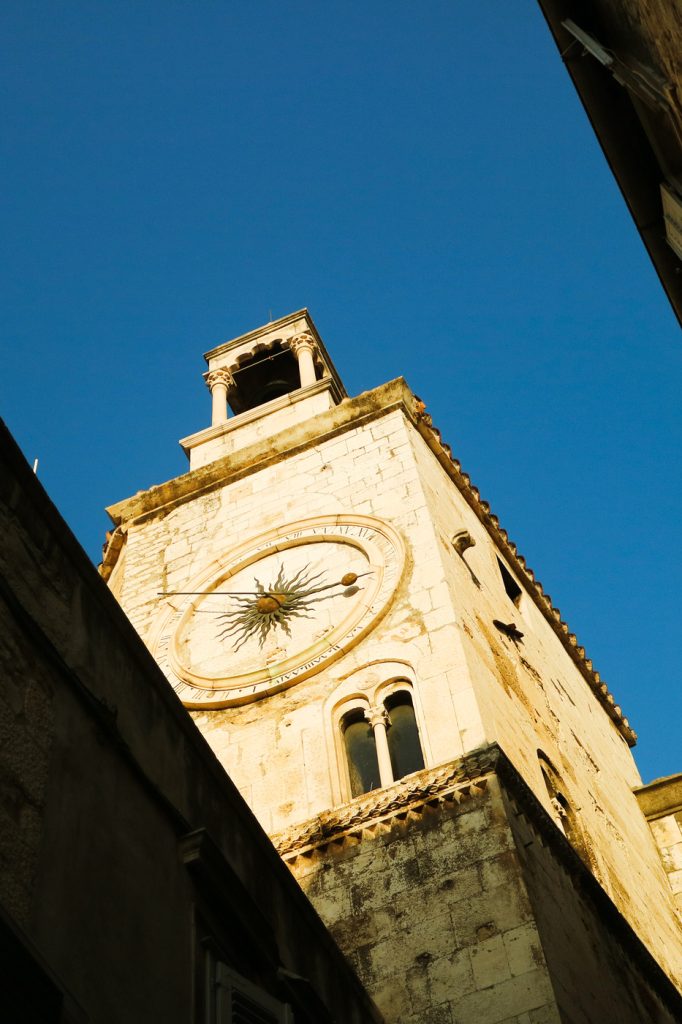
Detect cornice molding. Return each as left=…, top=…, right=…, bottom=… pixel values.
left=634, top=773, right=682, bottom=821
left=178, top=377, right=341, bottom=455
left=272, top=747, right=498, bottom=859
left=204, top=309, right=310, bottom=363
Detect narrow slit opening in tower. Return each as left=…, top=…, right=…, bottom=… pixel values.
left=497, top=558, right=522, bottom=608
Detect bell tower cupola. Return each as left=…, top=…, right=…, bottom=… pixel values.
left=180, top=308, right=347, bottom=470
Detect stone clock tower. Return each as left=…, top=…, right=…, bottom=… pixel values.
left=103, top=310, right=682, bottom=1023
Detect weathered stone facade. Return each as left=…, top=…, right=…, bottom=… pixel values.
left=104, top=311, right=682, bottom=1021
left=284, top=763, right=558, bottom=1024
left=275, top=749, right=682, bottom=1022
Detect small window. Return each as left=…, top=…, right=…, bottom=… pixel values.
left=339, top=689, right=426, bottom=800
left=497, top=558, right=522, bottom=607
left=385, top=691, right=425, bottom=781
left=341, top=709, right=380, bottom=797
left=214, top=963, right=293, bottom=1024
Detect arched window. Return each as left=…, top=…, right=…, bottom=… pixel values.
left=385, top=691, right=425, bottom=782
left=537, top=750, right=592, bottom=867
left=341, top=708, right=380, bottom=798
left=339, top=687, right=425, bottom=799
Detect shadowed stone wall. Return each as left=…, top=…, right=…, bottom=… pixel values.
left=502, top=767, right=682, bottom=1024
left=0, top=420, right=383, bottom=1024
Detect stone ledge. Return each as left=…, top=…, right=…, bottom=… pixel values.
left=272, top=746, right=498, bottom=859
left=178, top=377, right=343, bottom=457
left=634, top=774, right=682, bottom=821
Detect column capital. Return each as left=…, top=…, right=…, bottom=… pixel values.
left=288, top=331, right=317, bottom=357
left=364, top=706, right=389, bottom=730
left=204, top=367, right=235, bottom=392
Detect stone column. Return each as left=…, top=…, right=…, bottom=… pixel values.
left=289, top=332, right=318, bottom=388
left=205, top=368, right=235, bottom=426
left=365, top=706, right=393, bottom=788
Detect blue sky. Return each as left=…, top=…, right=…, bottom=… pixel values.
left=1, top=2, right=680, bottom=783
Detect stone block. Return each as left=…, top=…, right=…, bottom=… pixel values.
left=528, top=1006, right=562, bottom=1024
left=662, top=842, right=682, bottom=872
left=427, top=948, right=476, bottom=1004
left=405, top=960, right=434, bottom=1014
left=328, top=907, right=390, bottom=950
left=503, top=923, right=544, bottom=977
left=651, top=816, right=682, bottom=849
left=370, top=970, right=412, bottom=1021
left=164, top=538, right=192, bottom=561
left=404, top=1003, right=454, bottom=1024
left=450, top=969, right=555, bottom=1024
left=450, top=880, right=532, bottom=948
left=470, top=934, right=512, bottom=989
left=309, top=885, right=352, bottom=926
left=668, top=868, right=682, bottom=894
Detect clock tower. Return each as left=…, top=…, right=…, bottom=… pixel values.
left=103, top=311, right=682, bottom=1023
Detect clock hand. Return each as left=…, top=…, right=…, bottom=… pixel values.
left=292, top=571, right=372, bottom=598
left=158, top=571, right=371, bottom=600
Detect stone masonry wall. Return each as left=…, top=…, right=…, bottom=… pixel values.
left=502, top=775, right=682, bottom=1023
left=0, top=581, right=53, bottom=931
left=284, top=756, right=682, bottom=1024
left=649, top=810, right=682, bottom=921
left=115, top=406, right=481, bottom=835
left=287, top=773, right=560, bottom=1024
left=1, top=421, right=384, bottom=1024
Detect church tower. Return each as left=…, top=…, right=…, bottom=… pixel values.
left=103, top=311, right=682, bottom=1022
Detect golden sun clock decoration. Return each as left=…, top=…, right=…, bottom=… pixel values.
left=149, top=515, right=405, bottom=707
left=214, top=562, right=370, bottom=651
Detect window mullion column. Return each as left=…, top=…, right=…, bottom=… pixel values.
left=365, top=706, right=393, bottom=787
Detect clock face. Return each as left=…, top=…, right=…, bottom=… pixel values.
left=149, top=515, right=404, bottom=707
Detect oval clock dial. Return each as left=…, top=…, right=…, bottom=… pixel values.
left=148, top=515, right=404, bottom=707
